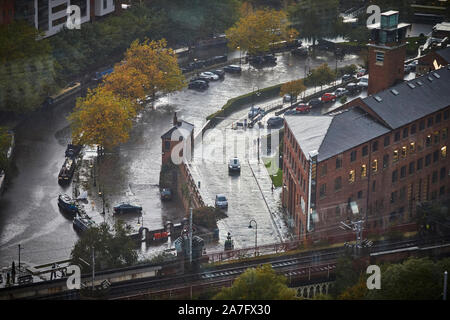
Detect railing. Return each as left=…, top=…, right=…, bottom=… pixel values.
left=181, top=161, right=205, bottom=209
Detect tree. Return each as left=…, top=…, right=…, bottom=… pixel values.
left=193, top=206, right=227, bottom=230
left=68, top=86, right=136, bottom=150
left=0, top=21, right=57, bottom=114
left=338, top=275, right=368, bottom=300
left=288, top=0, right=340, bottom=49
left=121, top=38, right=186, bottom=105
left=0, top=127, right=11, bottom=171
left=213, top=264, right=299, bottom=300
left=280, top=79, right=306, bottom=105
left=226, top=8, right=298, bottom=56
left=330, top=253, right=361, bottom=297
left=367, top=258, right=442, bottom=300
left=415, top=202, right=450, bottom=238
left=306, top=63, right=335, bottom=90
left=71, top=220, right=138, bottom=272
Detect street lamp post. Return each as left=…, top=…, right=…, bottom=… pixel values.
left=248, top=220, right=258, bottom=257
left=98, top=189, right=105, bottom=214
left=237, top=46, right=241, bottom=65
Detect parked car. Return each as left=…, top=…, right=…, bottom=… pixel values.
left=263, top=54, right=277, bottom=63
left=211, top=69, right=225, bottom=79
left=308, top=98, right=323, bottom=108
left=267, top=116, right=284, bottom=128
left=190, top=76, right=209, bottom=83
left=248, top=106, right=262, bottom=119
left=215, top=194, right=228, bottom=209
left=160, top=188, right=172, bottom=201
left=283, top=94, right=297, bottom=103
left=113, top=203, right=143, bottom=214
left=188, top=80, right=209, bottom=90
left=284, top=109, right=300, bottom=115
left=223, top=65, right=242, bottom=73
left=291, top=46, right=308, bottom=56
left=345, top=82, right=362, bottom=95
left=199, top=72, right=219, bottom=81
left=212, top=55, right=227, bottom=64
left=228, top=157, right=241, bottom=174
left=357, top=75, right=369, bottom=89
left=356, top=68, right=366, bottom=77
left=248, top=55, right=265, bottom=64
left=321, top=92, right=337, bottom=103
left=295, top=104, right=311, bottom=113
left=341, top=74, right=356, bottom=82
left=334, top=87, right=349, bottom=97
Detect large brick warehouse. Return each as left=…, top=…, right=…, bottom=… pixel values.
left=282, top=65, right=450, bottom=243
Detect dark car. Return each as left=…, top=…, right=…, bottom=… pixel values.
left=188, top=80, right=209, bottom=90
left=228, top=157, right=241, bottom=174
left=345, top=82, right=361, bottom=95
left=223, top=65, right=242, bottom=73
left=160, top=188, right=172, bottom=201
left=113, top=203, right=143, bottom=214
left=212, top=55, right=227, bottom=64
left=308, top=98, right=323, bottom=108
left=248, top=56, right=264, bottom=64
left=291, top=46, right=308, bottom=56
left=341, top=74, right=356, bottom=82
left=267, top=116, right=284, bottom=128
left=211, top=69, right=225, bottom=79
left=263, top=54, right=277, bottom=63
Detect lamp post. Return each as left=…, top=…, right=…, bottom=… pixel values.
left=237, top=46, right=241, bottom=65
left=98, top=189, right=105, bottom=215
left=248, top=220, right=258, bottom=257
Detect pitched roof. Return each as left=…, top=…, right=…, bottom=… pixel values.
left=436, top=47, right=450, bottom=63
left=286, top=108, right=390, bottom=162
left=161, top=120, right=194, bottom=139
left=361, top=65, right=450, bottom=130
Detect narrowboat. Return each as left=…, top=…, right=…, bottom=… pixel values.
left=57, top=194, right=79, bottom=215
left=58, top=157, right=76, bottom=185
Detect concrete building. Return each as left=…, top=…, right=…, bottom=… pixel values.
left=282, top=66, right=450, bottom=243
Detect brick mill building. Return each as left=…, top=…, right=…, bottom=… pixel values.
left=282, top=11, right=450, bottom=243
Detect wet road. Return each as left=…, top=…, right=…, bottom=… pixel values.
left=0, top=48, right=363, bottom=266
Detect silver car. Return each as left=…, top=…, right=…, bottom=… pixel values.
left=228, top=157, right=241, bottom=174
left=215, top=194, right=228, bottom=209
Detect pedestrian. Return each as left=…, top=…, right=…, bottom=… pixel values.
left=271, top=182, right=274, bottom=193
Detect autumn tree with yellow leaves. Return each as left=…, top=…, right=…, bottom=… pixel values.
left=280, top=79, right=306, bottom=105
left=69, top=87, right=136, bottom=151
left=225, top=8, right=298, bottom=56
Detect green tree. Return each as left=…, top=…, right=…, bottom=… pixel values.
left=288, top=0, right=340, bottom=49
left=338, top=275, right=368, bottom=300
left=213, top=264, right=299, bottom=300
left=330, top=253, right=361, bottom=297
left=280, top=79, right=306, bottom=105
left=193, top=206, right=227, bottom=230
left=367, top=258, right=442, bottom=300
left=415, top=202, right=450, bottom=238
left=306, top=63, right=336, bottom=90
left=71, top=220, right=138, bottom=272
left=0, top=21, right=57, bottom=113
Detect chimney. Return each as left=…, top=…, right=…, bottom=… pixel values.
left=173, top=112, right=178, bottom=126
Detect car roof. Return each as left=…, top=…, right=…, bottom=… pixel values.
left=216, top=194, right=226, bottom=197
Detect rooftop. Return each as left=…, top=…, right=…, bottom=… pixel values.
left=436, top=47, right=450, bottom=63
left=161, top=120, right=194, bottom=140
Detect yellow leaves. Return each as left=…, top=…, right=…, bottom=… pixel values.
left=69, top=38, right=186, bottom=150
left=226, top=9, right=292, bottom=56
left=69, top=86, right=135, bottom=150
left=280, top=79, right=306, bottom=98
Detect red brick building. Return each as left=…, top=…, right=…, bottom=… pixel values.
left=0, top=0, right=14, bottom=25
left=161, top=113, right=194, bottom=166
left=283, top=66, right=450, bottom=243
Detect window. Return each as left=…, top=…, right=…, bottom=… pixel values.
left=432, top=171, right=438, bottom=184
left=444, top=110, right=449, bottom=120
left=103, top=0, right=108, bottom=10
left=376, top=51, right=384, bottom=63
left=357, top=190, right=363, bottom=199
left=361, top=164, right=367, bottom=178
left=390, top=192, right=397, bottom=203
left=336, top=156, right=342, bottom=169
left=417, top=158, right=423, bottom=170
left=372, top=180, right=376, bottom=192
left=432, top=150, right=440, bottom=163
left=426, top=134, right=432, bottom=147
left=393, top=150, right=399, bottom=162
left=403, top=127, right=409, bottom=138
left=362, top=146, right=368, bottom=157
left=434, top=131, right=440, bottom=144
left=335, top=177, right=342, bottom=191
left=409, top=142, right=415, bottom=153
left=335, top=206, right=341, bottom=216
left=427, top=117, right=433, bottom=127
left=164, top=141, right=170, bottom=150
left=392, top=170, right=398, bottom=183
left=349, top=170, right=355, bottom=183
left=372, top=159, right=378, bottom=173
left=409, top=161, right=415, bottom=175
left=399, top=187, right=406, bottom=200
left=320, top=184, right=326, bottom=197
left=441, top=167, right=447, bottom=180
left=384, top=136, right=390, bottom=147
left=411, top=124, right=416, bottom=135
left=443, top=128, right=448, bottom=140
left=401, top=146, right=407, bottom=158
left=425, top=153, right=431, bottom=166
left=383, top=154, right=389, bottom=168
left=394, top=131, right=400, bottom=142
left=350, top=150, right=357, bottom=162
left=436, top=113, right=441, bottom=123
left=440, top=186, right=446, bottom=196
left=321, top=164, right=327, bottom=176
left=400, top=166, right=406, bottom=178
left=442, top=146, right=447, bottom=159
left=419, top=120, right=425, bottom=131
left=372, top=141, right=379, bottom=152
